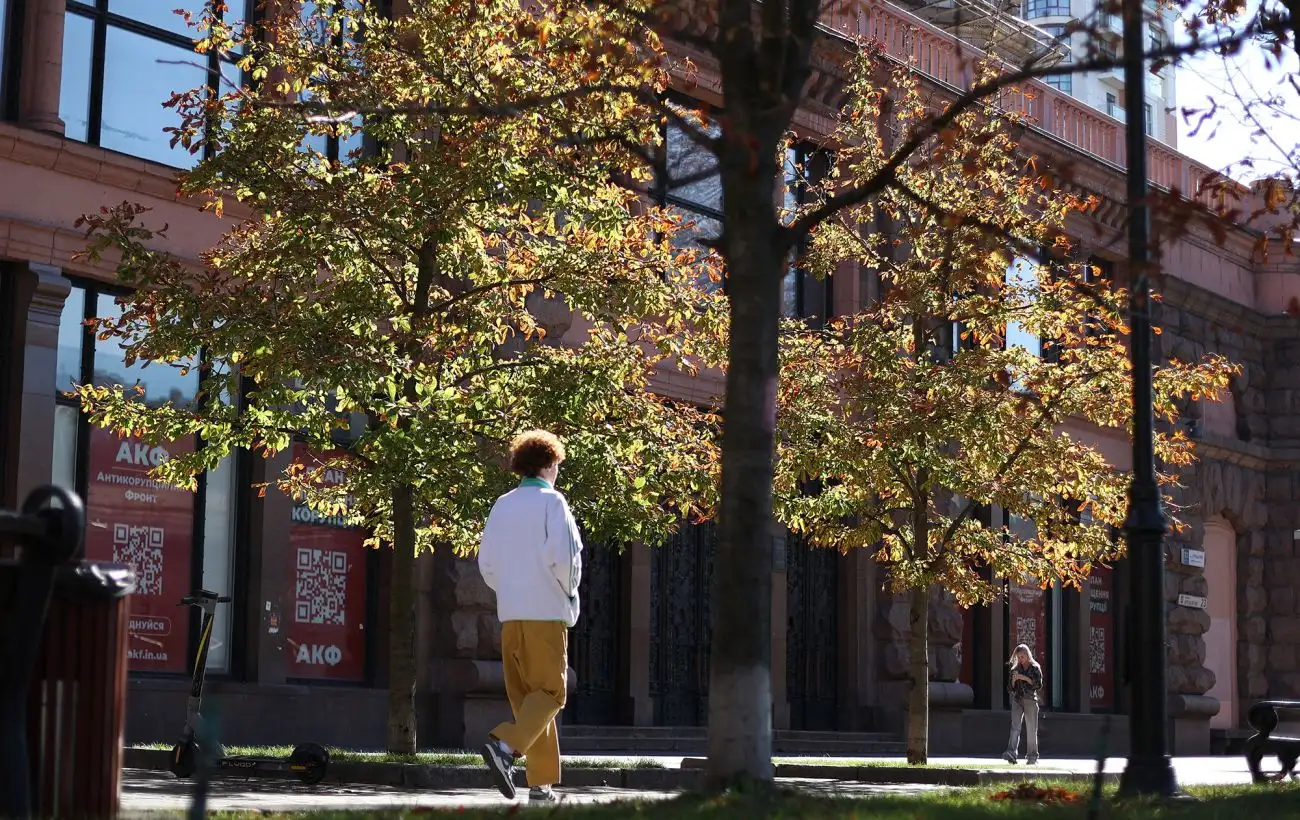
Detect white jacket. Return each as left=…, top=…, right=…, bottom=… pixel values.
left=478, top=477, right=584, bottom=627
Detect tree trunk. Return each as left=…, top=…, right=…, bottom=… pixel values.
left=386, top=482, right=419, bottom=755
left=906, top=584, right=930, bottom=765
left=705, top=137, right=787, bottom=793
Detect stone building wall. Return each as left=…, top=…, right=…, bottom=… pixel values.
left=1157, top=276, right=1295, bottom=740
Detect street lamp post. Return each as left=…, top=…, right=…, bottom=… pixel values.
left=1117, top=0, right=1181, bottom=799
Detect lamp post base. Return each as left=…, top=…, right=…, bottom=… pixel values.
left=1117, top=754, right=1182, bottom=799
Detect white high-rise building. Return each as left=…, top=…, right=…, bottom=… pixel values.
left=893, top=0, right=1180, bottom=146
left=1027, top=0, right=1180, bottom=146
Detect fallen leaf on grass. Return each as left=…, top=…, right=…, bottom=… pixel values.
left=990, top=783, right=1085, bottom=804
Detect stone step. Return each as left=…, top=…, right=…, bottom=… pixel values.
left=559, top=726, right=906, bottom=757
left=561, top=725, right=705, bottom=739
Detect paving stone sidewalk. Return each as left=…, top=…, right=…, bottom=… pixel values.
left=120, top=768, right=946, bottom=814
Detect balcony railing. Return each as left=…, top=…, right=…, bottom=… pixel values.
left=814, top=0, right=1241, bottom=203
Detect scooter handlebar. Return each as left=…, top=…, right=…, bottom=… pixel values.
left=179, top=590, right=234, bottom=606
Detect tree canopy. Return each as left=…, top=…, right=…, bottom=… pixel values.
left=774, top=59, right=1238, bottom=762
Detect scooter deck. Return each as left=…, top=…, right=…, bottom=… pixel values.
left=218, top=757, right=311, bottom=772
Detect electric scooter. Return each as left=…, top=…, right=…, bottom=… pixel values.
left=169, top=589, right=330, bottom=785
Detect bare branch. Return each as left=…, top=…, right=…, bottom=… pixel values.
left=789, top=24, right=1269, bottom=240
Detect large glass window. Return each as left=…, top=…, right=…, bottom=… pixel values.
left=782, top=144, right=832, bottom=322
left=1005, top=256, right=1042, bottom=362
left=54, top=281, right=239, bottom=673
left=1040, top=25, right=1073, bottom=95
left=1088, top=565, right=1116, bottom=710
left=284, top=443, right=371, bottom=682
left=61, top=1, right=249, bottom=167
left=0, top=0, right=11, bottom=117
left=1005, top=513, right=1050, bottom=705
left=1023, top=0, right=1070, bottom=18
left=658, top=102, right=724, bottom=293
left=298, top=0, right=366, bottom=163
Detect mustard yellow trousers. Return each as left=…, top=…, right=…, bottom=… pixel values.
left=490, top=620, right=568, bottom=787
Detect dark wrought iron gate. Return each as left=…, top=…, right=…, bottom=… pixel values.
left=785, top=531, right=840, bottom=730
left=568, top=540, right=624, bottom=725
left=649, top=519, right=716, bottom=726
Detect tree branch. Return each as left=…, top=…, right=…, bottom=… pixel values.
left=788, top=25, right=1266, bottom=241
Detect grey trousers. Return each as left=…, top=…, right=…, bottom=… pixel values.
left=1006, top=696, right=1040, bottom=760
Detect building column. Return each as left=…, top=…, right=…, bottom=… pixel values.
left=242, top=448, right=292, bottom=684
left=622, top=542, right=653, bottom=725
left=2, top=264, right=69, bottom=514
left=19, top=0, right=67, bottom=136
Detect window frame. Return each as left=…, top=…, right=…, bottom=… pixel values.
left=653, top=94, right=726, bottom=294
left=56, top=277, right=246, bottom=678
left=62, top=0, right=250, bottom=167
left=1001, top=509, right=1074, bottom=711
left=1022, top=0, right=1071, bottom=19
left=1039, top=24, right=1073, bottom=95
left=1005, top=250, right=1045, bottom=363
left=0, top=0, right=19, bottom=120
left=297, top=0, right=377, bottom=165
left=782, top=142, right=834, bottom=324
left=281, top=417, right=380, bottom=687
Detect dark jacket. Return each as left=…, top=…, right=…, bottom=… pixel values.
left=1008, top=661, right=1043, bottom=701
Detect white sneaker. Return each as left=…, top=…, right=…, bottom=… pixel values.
left=529, top=786, right=558, bottom=804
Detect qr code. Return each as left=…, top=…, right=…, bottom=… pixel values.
left=113, top=524, right=164, bottom=596
left=1089, top=626, right=1107, bottom=674
left=295, top=548, right=348, bottom=625
left=1015, top=617, right=1037, bottom=652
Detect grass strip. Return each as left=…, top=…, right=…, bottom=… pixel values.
left=192, top=781, right=1300, bottom=818
left=130, top=743, right=665, bottom=769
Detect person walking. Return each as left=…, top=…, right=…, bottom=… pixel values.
left=1003, top=643, right=1044, bottom=765
left=478, top=430, right=583, bottom=804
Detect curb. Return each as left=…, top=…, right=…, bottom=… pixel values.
left=680, top=757, right=1121, bottom=787
left=126, top=747, right=1118, bottom=790
left=123, top=748, right=702, bottom=791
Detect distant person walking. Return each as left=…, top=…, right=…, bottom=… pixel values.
left=1003, top=643, right=1044, bottom=765
left=478, top=430, right=583, bottom=804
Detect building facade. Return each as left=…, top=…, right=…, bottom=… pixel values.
left=0, top=0, right=1297, bottom=756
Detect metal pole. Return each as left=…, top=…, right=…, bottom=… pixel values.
left=1117, top=0, right=1180, bottom=799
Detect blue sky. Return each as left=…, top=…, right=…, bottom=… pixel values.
left=1175, top=0, right=1299, bottom=180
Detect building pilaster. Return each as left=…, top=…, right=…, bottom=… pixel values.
left=18, top=0, right=68, bottom=136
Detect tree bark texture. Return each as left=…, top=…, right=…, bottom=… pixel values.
left=704, top=113, right=788, bottom=791
left=906, top=584, right=930, bottom=765
left=386, top=482, right=419, bottom=755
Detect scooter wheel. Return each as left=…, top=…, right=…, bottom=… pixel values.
left=289, top=742, right=330, bottom=785
left=170, top=740, right=199, bottom=779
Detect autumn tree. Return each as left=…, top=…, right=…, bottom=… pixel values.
left=774, top=61, right=1238, bottom=764
left=72, top=0, right=723, bottom=754
left=623, top=0, right=1277, bottom=787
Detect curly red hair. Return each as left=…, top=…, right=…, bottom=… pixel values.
left=508, top=430, right=566, bottom=477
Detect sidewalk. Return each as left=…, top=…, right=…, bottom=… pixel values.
left=120, top=768, right=946, bottom=814
left=120, top=755, right=1257, bottom=814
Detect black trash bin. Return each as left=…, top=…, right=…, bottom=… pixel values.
left=28, top=561, right=134, bottom=819
left=0, top=487, right=87, bottom=820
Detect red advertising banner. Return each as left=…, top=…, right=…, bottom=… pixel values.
left=1089, top=566, right=1115, bottom=709
left=85, top=427, right=197, bottom=673
left=284, top=444, right=368, bottom=682
left=1008, top=576, right=1047, bottom=697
